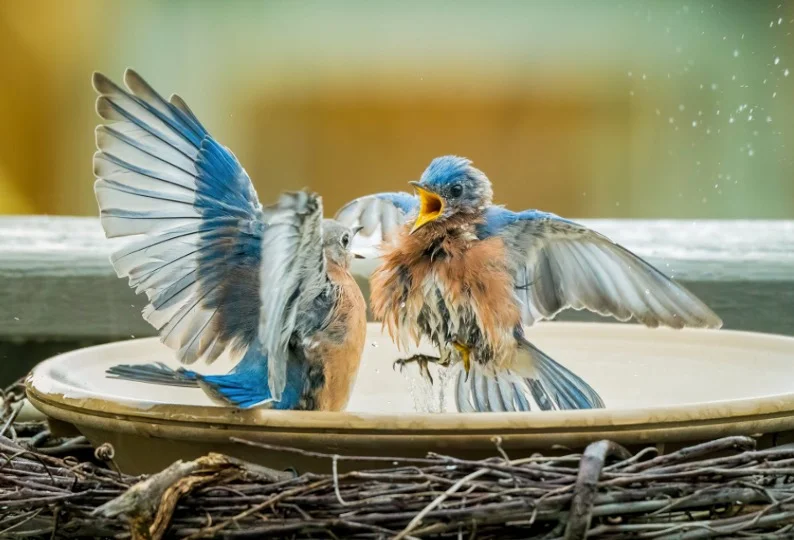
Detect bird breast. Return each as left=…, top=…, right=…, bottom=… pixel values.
left=371, top=232, right=520, bottom=366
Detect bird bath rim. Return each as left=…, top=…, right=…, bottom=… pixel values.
left=25, top=322, right=794, bottom=435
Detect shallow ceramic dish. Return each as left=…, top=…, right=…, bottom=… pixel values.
left=26, top=322, right=794, bottom=474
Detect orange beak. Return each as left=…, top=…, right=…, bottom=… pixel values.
left=409, top=182, right=444, bottom=234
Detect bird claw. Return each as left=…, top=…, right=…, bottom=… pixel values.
left=392, top=354, right=442, bottom=385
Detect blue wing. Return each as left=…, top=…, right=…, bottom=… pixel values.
left=478, top=206, right=722, bottom=329
left=334, top=192, right=417, bottom=249
left=93, top=69, right=265, bottom=366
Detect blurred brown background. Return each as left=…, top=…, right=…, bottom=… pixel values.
left=0, top=0, right=792, bottom=219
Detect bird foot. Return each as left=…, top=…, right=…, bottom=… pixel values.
left=393, top=354, right=444, bottom=385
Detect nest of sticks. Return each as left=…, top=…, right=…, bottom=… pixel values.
left=4, top=379, right=794, bottom=539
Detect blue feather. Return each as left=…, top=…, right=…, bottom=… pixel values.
left=476, top=207, right=576, bottom=239
left=105, top=342, right=311, bottom=410
left=420, top=155, right=472, bottom=186
left=376, top=192, right=418, bottom=214
left=196, top=344, right=309, bottom=409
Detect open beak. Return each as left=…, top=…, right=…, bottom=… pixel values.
left=409, top=181, right=444, bottom=234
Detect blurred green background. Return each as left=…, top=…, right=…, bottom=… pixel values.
left=0, top=0, right=792, bottom=219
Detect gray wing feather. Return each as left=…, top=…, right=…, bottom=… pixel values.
left=259, top=191, right=329, bottom=401
left=500, top=217, right=722, bottom=329
left=334, top=193, right=416, bottom=246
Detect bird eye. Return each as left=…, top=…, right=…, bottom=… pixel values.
left=450, top=183, right=463, bottom=198
left=340, top=234, right=350, bottom=248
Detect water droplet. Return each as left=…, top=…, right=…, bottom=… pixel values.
left=785, top=69, right=790, bottom=77
left=615, top=201, right=621, bottom=207
left=729, top=116, right=735, bottom=124
left=748, top=149, right=755, bottom=157
left=392, top=461, right=399, bottom=466
left=668, top=117, right=675, bottom=124
left=706, top=128, right=711, bottom=134
left=732, top=75, right=737, bottom=81
left=711, top=83, right=718, bottom=90
left=767, top=116, right=773, bottom=123
left=748, top=115, right=753, bottom=121
left=644, top=289, right=650, bottom=295
left=130, top=335, right=136, bottom=339
left=714, top=183, right=719, bottom=189
left=628, top=71, right=633, bottom=77
left=775, top=57, right=781, bottom=65
left=678, top=104, right=686, bottom=111
left=655, top=108, right=661, bottom=116
left=701, top=197, right=708, bottom=203
left=13, top=317, right=19, bottom=321
left=692, top=121, right=698, bottom=127
left=773, top=92, right=777, bottom=98
left=446, top=465, right=457, bottom=470
left=779, top=17, right=783, bottom=25
left=629, top=90, right=634, bottom=97
left=642, top=73, right=647, bottom=80
left=733, top=49, right=740, bottom=58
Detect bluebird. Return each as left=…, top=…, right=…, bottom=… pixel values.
left=336, top=155, right=722, bottom=413
left=92, top=70, right=367, bottom=411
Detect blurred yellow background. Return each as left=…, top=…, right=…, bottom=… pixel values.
left=0, top=0, right=792, bottom=218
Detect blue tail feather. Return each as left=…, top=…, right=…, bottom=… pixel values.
left=105, top=343, right=310, bottom=410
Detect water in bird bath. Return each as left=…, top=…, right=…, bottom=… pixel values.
left=27, top=322, right=794, bottom=415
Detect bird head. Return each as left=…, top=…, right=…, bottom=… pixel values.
left=409, top=155, right=493, bottom=234
left=322, top=219, right=364, bottom=267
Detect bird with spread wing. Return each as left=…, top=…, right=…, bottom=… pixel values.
left=93, top=70, right=366, bottom=411
left=336, top=156, right=722, bottom=413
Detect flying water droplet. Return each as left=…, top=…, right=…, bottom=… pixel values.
left=775, top=57, right=781, bottom=65
left=785, top=69, right=790, bottom=77
left=733, top=49, right=740, bottom=58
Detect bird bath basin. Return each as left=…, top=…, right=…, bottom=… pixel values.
left=26, top=322, right=794, bottom=474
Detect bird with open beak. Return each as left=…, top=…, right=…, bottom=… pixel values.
left=336, top=155, right=722, bottom=412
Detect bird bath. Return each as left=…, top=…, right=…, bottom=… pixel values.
left=26, top=322, right=794, bottom=474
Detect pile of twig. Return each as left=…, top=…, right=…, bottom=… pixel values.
left=4, top=378, right=794, bottom=539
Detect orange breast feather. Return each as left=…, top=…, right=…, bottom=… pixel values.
left=371, top=225, right=519, bottom=351
left=314, top=264, right=367, bottom=411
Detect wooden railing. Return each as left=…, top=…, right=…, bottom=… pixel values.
left=1, top=216, right=792, bottom=384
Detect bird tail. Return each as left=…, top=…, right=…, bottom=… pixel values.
left=105, top=362, right=200, bottom=387
left=453, top=338, right=604, bottom=412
